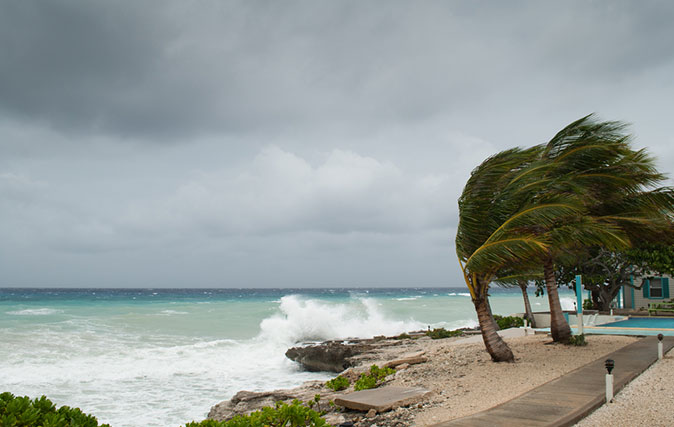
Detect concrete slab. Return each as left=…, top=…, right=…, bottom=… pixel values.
left=334, top=386, right=431, bottom=412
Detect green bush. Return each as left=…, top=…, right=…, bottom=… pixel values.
left=583, top=298, right=595, bottom=310
left=325, top=375, right=350, bottom=391
left=185, top=399, right=329, bottom=427
left=394, top=332, right=413, bottom=340
left=0, top=392, right=110, bottom=427
left=493, top=315, right=524, bottom=329
left=425, top=328, right=463, bottom=339
left=354, top=365, right=395, bottom=391
left=568, top=334, right=588, bottom=346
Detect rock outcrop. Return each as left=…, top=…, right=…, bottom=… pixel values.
left=285, top=341, right=373, bottom=372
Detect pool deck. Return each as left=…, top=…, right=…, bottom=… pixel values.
left=431, top=335, right=674, bottom=427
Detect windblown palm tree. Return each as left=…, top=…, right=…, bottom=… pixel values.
left=457, top=115, right=673, bottom=355
left=456, top=146, right=578, bottom=360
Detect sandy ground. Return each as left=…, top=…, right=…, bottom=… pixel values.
left=210, top=331, right=648, bottom=426
left=574, top=347, right=674, bottom=427
left=352, top=332, right=639, bottom=426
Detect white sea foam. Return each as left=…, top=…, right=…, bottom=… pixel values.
left=258, top=295, right=425, bottom=344
left=157, top=310, right=188, bottom=316
left=448, top=292, right=471, bottom=297
left=395, top=296, right=421, bottom=301
left=6, top=308, right=63, bottom=316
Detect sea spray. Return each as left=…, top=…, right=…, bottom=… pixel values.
left=0, top=287, right=570, bottom=427
left=258, top=295, right=427, bottom=344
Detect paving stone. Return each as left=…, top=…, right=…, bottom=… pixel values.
left=334, top=386, right=431, bottom=412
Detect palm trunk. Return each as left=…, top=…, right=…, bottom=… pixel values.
left=518, top=280, right=536, bottom=328
left=487, top=297, right=499, bottom=330
left=474, top=295, right=514, bottom=362
left=543, top=255, right=571, bottom=343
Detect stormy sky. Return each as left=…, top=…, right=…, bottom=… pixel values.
left=1, top=1, right=673, bottom=288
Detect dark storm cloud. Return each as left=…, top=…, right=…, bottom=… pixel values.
left=1, top=1, right=674, bottom=287
left=2, top=1, right=673, bottom=140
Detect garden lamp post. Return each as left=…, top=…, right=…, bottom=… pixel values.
left=605, top=359, right=614, bottom=402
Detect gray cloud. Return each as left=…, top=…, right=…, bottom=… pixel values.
left=2, top=1, right=673, bottom=140
left=1, top=1, right=673, bottom=287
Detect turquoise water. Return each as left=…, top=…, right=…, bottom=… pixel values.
left=602, top=317, right=674, bottom=329
left=0, top=287, right=574, bottom=426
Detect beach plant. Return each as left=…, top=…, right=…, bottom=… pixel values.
left=353, top=365, right=395, bottom=391
left=492, top=315, right=524, bottom=330
left=395, top=332, right=413, bottom=340
left=184, top=399, right=330, bottom=427
left=0, top=392, right=110, bottom=427
left=582, top=298, right=595, bottom=310
left=325, top=375, right=350, bottom=391
left=568, top=334, right=588, bottom=346
left=425, top=328, right=463, bottom=339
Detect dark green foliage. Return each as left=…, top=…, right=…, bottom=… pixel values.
left=567, top=334, right=588, bottom=346
left=325, top=375, right=350, bottom=391
left=184, top=399, right=329, bottom=427
left=492, top=315, right=525, bottom=329
left=425, top=328, right=464, bottom=339
left=0, top=392, right=110, bottom=427
left=353, top=365, right=395, bottom=391
left=394, top=332, right=413, bottom=340
left=582, top=298, right=595, bottom=310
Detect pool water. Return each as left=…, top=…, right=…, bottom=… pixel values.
left=602, top=317, right=674, bottom=329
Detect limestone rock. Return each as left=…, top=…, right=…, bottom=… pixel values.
left=285, top=341, right=371, bottom=372
left=207, top=390, right=297, bottom=421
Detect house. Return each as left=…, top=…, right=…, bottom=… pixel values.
left=622, top=274, right=672, bottom=310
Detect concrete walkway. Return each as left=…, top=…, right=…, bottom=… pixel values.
left=431, top=336, right=674, bottom=427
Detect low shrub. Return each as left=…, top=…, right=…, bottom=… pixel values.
left=185, top=399, right=329, bottom=427
left=582, top=299, right=595, bottom=310
left=354, top=365, right=395, bottom=391
left=394, top=332, right=413, bottom=340
left=568, top=334, right=587, bottom=346
left=0, top=392, right=110, bottom=427
left=425, top=328, right=463, bottom=339
left=493, top=315, right=524, bottom=330
left=325, top=375, right=350, bottom=391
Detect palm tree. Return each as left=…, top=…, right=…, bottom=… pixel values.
left=528, top=116, right=673, bottom=341
left=456, top=146, right=578, bottom=360
left=457, top=115, right=671, bottom=350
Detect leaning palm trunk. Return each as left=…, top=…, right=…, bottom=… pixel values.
left=474, top=294, right=514, bottom=362
left=518, top=280, right=536, bottom=328
left=543, top=255, right=571, bottom=343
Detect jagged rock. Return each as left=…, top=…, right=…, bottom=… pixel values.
left=208, top=390, right=298, bottom=421
left=383, top=352, right=427, bottom=369
left=285, top=342, right=372, bottom=372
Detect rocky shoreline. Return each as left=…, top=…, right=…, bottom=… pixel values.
left=207, top=332, right=639, bottom=426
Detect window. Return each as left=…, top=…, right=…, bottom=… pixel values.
left=650, top=278, right=663, bottom=298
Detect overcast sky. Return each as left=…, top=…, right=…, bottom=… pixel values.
left=1, top=1, right=673, bottom=288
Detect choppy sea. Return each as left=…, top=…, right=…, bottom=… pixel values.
left=0, top=287, right=575, bottom=426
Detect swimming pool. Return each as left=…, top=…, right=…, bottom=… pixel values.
left=601, top=317, right=674, bottom=329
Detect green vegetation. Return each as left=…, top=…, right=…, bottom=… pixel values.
left=456, top=115, right=674, bottom=360
left=184, top=399, right=329, bottom=427
left=394, top=332, right=413, bottom=340
left=353, top=365, right=395, bottom=391
left=325, top=375, right=350, bottom=391
left=0, top=392, right=110, bottom=427
left=493, top=315, right=524, bottom=330
left=425, top=328, right=463, bottom=339
left=567, top=334, right=588, bottom=347
left=583, top=298, right=594, bottom=310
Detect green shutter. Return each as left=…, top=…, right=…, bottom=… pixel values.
left=643, top=279, right=650, bottom=298
left=664, top=277, right=670, bottom=299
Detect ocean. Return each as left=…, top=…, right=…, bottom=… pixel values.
left=0, top=287, right=575, bottom=427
